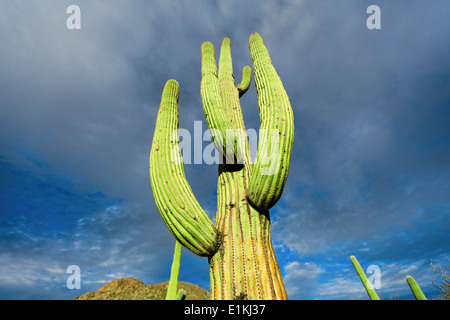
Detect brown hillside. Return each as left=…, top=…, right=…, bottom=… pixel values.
left=74, top=277, right=210, bottom=300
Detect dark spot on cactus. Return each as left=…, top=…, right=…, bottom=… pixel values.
left=234, top=292, right=248, bottom=300
left=211, top=230, right=225, bottom=255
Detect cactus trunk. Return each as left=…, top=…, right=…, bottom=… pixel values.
left=209, top=164, right=287, bottom=300
left=150, top=33, right=293, bottom=300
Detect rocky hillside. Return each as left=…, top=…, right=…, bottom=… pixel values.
left=74, top=277, right=211, bottom=300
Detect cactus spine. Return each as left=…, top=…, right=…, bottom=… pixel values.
left=150, top=33, right=294, bottom=300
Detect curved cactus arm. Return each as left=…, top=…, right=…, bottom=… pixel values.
left=406, top=276, right=427, bottom=300
left=246, top=33, right=295, bottom=210
left=350, top=255, right=380, bottom=300
left=165, top=240, right=183, bottom=300
left=150, top=80, right=218, bottom=257
left=236, top=65, right=252, bottom=98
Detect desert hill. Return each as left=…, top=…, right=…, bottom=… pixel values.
left=74, top=277, right=210, bottom=300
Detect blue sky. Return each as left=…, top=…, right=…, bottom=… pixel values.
left=0, top=0, right=449, bottom=300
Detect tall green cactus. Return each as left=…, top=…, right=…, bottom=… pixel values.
left=149, top=33, right=294, bottom=300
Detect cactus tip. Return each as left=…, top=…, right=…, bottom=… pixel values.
left=406, top=275, right=427, bottom=300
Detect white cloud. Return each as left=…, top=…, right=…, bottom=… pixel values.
left=315, top=277, right=366, bottom=300
left=283, top=261, right=323, bottom=299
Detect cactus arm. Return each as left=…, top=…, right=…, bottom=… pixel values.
left=218, top=37, right=234, bottom=80
left=149, top=79, right=218, bottom=256
left=217, top=37, right=251, bottom=99
left=350, top=255, right=380, bottom=300
left=217, top=38, right=239, bottom=134
left=406, top=276, right=427, bottom=300
left=200, top=42, right=237, bottom=164
left=246, top=33, right=295, bottom=210
left=165, top=240, right=183, bottom=300
left=217, top=38, right=250, bottom=166
left=236, top=65, right=252, bottom=98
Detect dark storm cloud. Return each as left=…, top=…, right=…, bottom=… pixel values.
left=268, top=0, right=450, bottom=256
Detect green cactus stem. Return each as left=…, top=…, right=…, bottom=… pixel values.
left=406, top=276, right=427, bottom=300
left=165, top=240, right=183, bottom=300
left=350, top=255, right=380, bottom=300
left=150, top=33, right=293, bottom=300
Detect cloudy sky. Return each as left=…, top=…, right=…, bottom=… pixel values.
left=0, top=0, right=449, bottom=300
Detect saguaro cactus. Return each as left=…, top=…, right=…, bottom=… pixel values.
left=150, top=33, right=294, bottom=300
